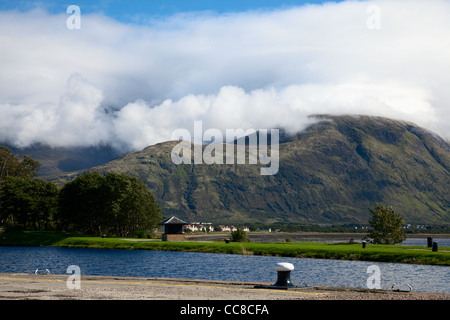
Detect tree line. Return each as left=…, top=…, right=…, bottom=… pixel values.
left=0, top=147, right=162, bottom=236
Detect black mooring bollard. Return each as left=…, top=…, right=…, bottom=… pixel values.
left=273, top=262, right=295, bottom=288
left=432, top=242, right=438, bottom=252
left=254, top=262, right=300, bottom=290
left=427, top=237, right=433, bottom=248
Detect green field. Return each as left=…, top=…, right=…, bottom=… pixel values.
left=2, top=230, right=449, bottom=266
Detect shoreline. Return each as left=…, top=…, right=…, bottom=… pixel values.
left=1, top=231, right=450, bottom=266
left=0, top=272, right=449, bottom=300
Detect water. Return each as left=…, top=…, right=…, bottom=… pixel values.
left=400, top=237, right=450, bottom=247
left=324, top=238, right=450, bottom=246
left=0, top=246, right=449, bottom=294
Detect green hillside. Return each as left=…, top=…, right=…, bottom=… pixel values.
left=44, top=115, right=450, bottom=225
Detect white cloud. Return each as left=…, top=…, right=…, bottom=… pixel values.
left=0, top=0, right=449, bottom=151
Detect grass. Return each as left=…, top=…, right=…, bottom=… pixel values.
left=2, top=230, right=450, bottom=266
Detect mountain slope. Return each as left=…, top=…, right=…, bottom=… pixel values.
left=4, top=144, right=121, bottom=176
left=44, top=115, right=450, bottom=225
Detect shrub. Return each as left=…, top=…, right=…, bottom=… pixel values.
left=231, top=228, right=250, bottom=242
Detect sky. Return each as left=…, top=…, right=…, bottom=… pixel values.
left=0, top=0, right=449, bottom=151
left=0, top=1, right=344, bottom=21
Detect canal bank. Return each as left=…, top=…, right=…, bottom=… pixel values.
left=0, top=273, right=449, bottom=300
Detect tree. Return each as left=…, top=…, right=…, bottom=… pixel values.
left=16, top=155, right=41, bottom=178
left=58, top=172, right=162, bottom=236
left=0, top=176, right=59, bottom=230
left=0, top=147, right=40, bottom=180
left=103, top=172, right=162, bottom=236
left=58, top=171, right=107, bottom=234
left=0, top=149, right=52, bottom=230
left=365, top=202, right=406, bottom=244
left=0, top=147, right=18, bottom=179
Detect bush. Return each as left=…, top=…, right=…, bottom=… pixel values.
left=231, top=228, right=250, bottom=242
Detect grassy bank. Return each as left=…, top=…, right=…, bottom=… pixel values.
left=2, top=230, right=450, bottom=266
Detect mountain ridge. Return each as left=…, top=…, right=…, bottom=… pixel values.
left=11, top=114, right=450, bottom=225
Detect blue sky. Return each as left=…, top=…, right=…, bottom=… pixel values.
left=0, top=0, right=345, bottom=22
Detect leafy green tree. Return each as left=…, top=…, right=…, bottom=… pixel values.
left=0, top=147, right=18, bottom=179
left=0, top=147, right=40, bottom=180
left=16, top=155, right=41, bottom=178
left=0, top=176, right=59, bottom=230
left=58, top=172, right=161, bottom=236
left=103, top=172, right=162, bottom=236
left=58, top=171, right=107, bottom=234
left=365, top=202, right=406, bottom=244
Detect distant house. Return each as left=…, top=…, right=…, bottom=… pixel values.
left=184, top=223, right=250, bottom=233
left=215, top=225, right=248, bottom=232
left=217, top=225, right=230, bottom=232
left=185, top=223, right=215, bottom=232
left=203, top=224, right=214, bottom=232
left=184, top=224, right=198, bottom=232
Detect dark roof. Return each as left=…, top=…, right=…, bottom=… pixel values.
left=159, top=216, right=189, bottom=225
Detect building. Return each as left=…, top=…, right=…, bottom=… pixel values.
left=159, top=216, right=189, bottom=241
left=185, top=223, right=215, bottom=232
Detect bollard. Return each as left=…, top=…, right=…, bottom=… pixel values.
left=362, top=241, right=366, bottom=249
left=273, top=262, right=295, bottom=288
left=254, top=262, right=299, bottom=290
left=432, top=242, right=438, bottom=252
left=427, top=237, right=433, bottom=248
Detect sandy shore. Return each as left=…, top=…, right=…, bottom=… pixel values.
left=0, top=273, right=448, bottom=300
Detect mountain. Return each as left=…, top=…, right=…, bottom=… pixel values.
left=3, top=144, right=122, bottom=176
left=40, top=115, right=450, bottom=225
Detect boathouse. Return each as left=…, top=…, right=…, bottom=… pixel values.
left=159, top=216, right=189, bottom=241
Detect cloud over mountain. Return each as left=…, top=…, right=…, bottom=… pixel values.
left=0, top=0, right=449, bottom=151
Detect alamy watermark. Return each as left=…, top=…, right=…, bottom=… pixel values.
left=171, top=121, right=279, bottom=175
left=66, top=5, right=81, bottom=30
left=66, top=265, right=81, bottom=289
left=366, top=264, right=381, bottom=289
left=366, top=5, right=381, bottom=30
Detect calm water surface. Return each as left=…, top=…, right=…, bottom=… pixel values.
left=0, top=246, right=448, bottom=294
left=400, top=237, right=450, bottom=247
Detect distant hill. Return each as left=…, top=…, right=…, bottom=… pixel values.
left=3, top=143, right=122, bottom=176
left=32, top=115, right=450, bottom=225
